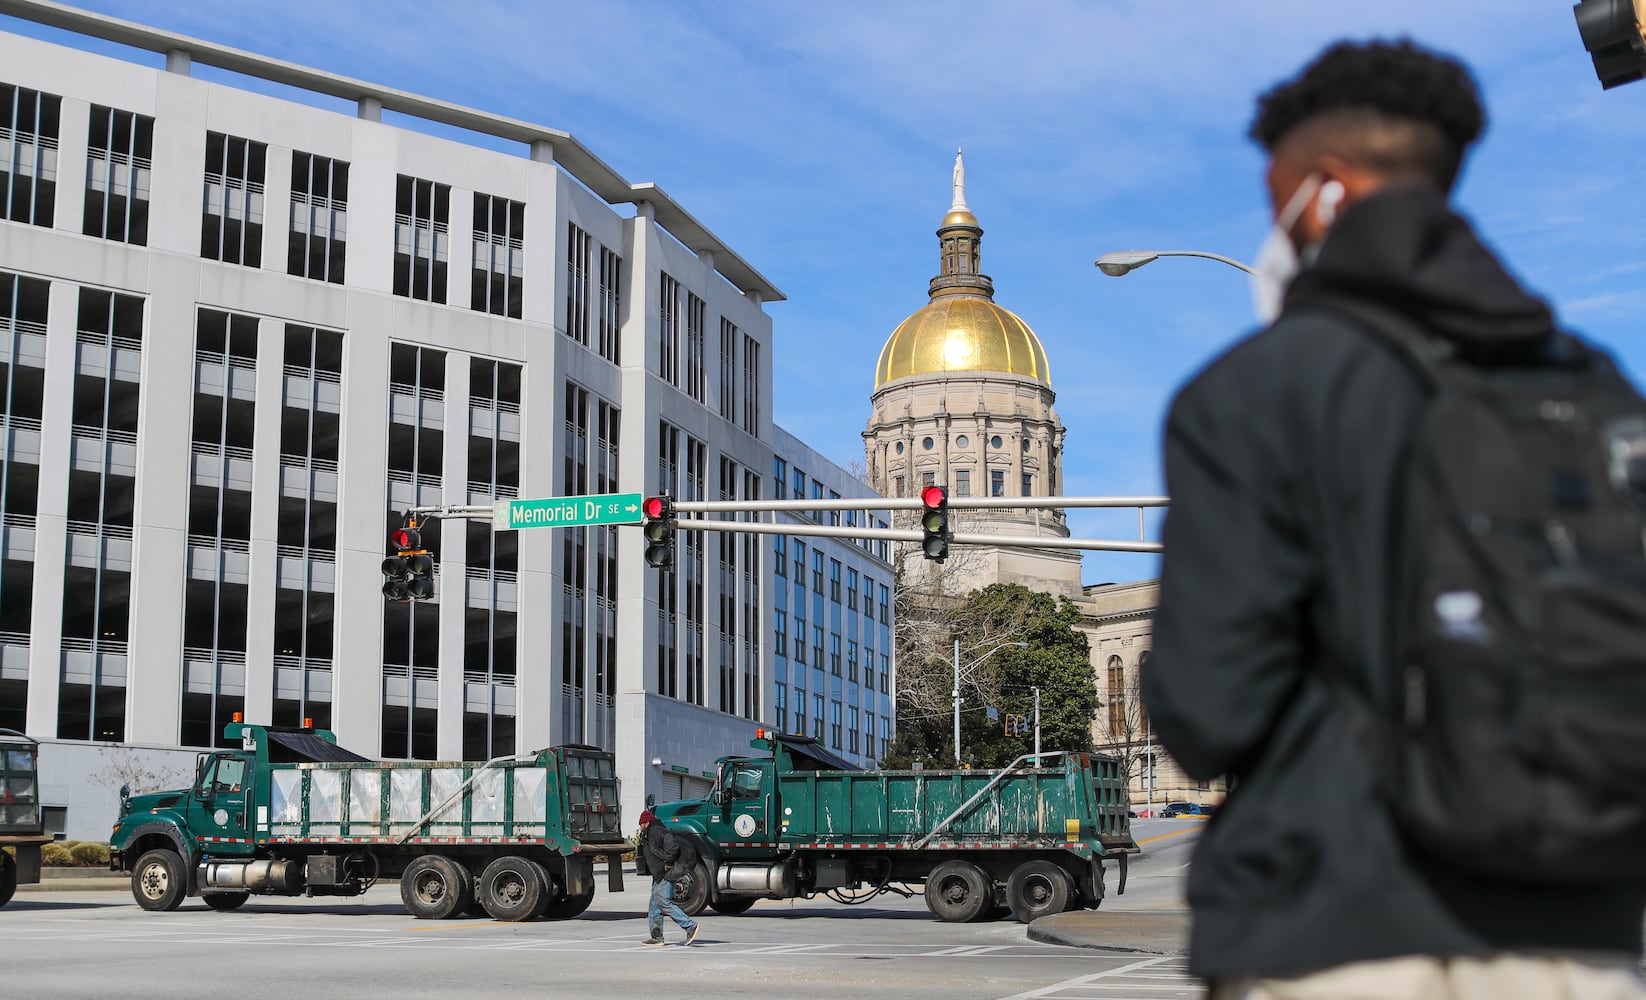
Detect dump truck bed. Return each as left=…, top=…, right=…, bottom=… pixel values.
left=259, top=747, right=624, bottom=852
left=776, top=753, right=1129, bottom=854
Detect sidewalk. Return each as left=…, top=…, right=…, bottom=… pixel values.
left=1027, top=908, right=1189, bottom=955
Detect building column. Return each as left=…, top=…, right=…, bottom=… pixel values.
left=436, top=352, right=469, bottom=759
left=24, top=280, right=79, bottom=736
left=239, top=318, right=285, bottom=725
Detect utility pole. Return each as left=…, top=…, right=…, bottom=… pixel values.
left=952, top=637, right=962, bottom=767
left=1033, top=686, right=1041, bottom=764
left=954, top=639, right=1030, bottom=765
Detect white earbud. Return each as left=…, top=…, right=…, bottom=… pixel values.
left=1316, top=180, right=1345, bottom=226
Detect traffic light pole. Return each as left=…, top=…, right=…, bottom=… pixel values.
left=1034, top=687, right=1041, bottom=765
left=663, top=516, right=1159, bottom=553
left=400, top=504, right=498, bottom=523
left=660, top=494, right=1168, bottom=554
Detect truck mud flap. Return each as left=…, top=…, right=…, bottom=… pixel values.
left=606, top=853, right=624, bottom=893
left=1118, top=851, right=1128, bottom=895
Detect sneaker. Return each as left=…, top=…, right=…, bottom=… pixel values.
left=642, top=936, right=664, bottom=947
left=684, top=924, right=700, bottom=946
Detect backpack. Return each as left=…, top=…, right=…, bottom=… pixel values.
left=1321, top=298, right=1646, bottom=885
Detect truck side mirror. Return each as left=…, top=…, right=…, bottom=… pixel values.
left=711, top=788, right=730, bottom=808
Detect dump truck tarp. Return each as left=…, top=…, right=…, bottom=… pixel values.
left=267, top=731, right=372, bottom=764
left=778, top=735, right=861, bottom=772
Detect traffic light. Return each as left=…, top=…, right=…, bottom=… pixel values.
left=1575, top=0, right=1646, bottom=89
left=642, top=495, right=676, bottom=569
left=382, top=522, right=436, bottom=601
left=920, top=485, right=950, bottom=562
left=1004, top=714, right=1029, bottom=737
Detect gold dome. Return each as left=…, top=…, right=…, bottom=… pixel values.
left=940, top=208, right=979, bottom=229
left=875, top=296, right=1051, bottom=389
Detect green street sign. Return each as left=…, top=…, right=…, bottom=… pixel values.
left=494, top=492, right=644, bottom=530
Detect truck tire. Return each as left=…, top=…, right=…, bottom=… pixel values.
left=671, top=861, right=711, bottom=917
left=1007, top=860, right=1073, bottom=924
left=708, top=895, right=758, bottom=916
left=400, top=855, right=472, bottom=920
left=924, top=860, right=991, bottom=923
left=202, top=892, right=250, bottom=912
left=478, top=855, right=548, bottom=922
left=0, top=851, right=16, bottom=908
left=132, top=848, right=188, bottom=912
left=541, top=887, right=595, bottom=919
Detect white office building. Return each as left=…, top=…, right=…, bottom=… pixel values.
left=769, top=427, right=895, bottom=770
left=0, top=3, right=890, bottom=840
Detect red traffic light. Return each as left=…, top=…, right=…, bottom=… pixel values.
left=391, top=527, right=421, bottom=550
left=921, top=485, right=947, bottom=509
left=643, top=496, right=669, bottom=519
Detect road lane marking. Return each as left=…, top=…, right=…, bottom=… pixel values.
left=995, top=956, right=1184, bottom=1000
left=1134, top=829, right=1200, bottom=847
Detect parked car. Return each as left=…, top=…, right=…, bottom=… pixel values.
left=1160, top=801, right=1199, bottom=818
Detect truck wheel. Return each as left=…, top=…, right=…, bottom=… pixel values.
left=924, top=860, right=990, bottom=923
left=202, top=892, right=250, bottom=912
left=0, top=851, right=16, bottom=908
left=478, top=856, right=548, bottom=922
left=708, top=895, right=758, bottom=916
left=1007, top=860, right=1074, bottom=924
left=400, top=855, right=472, bottom=920
left=132, top=848, right=187, bottom=912
left=672, top=862, right=711, bottom=917
left=540, top=887, right=595, bottom=920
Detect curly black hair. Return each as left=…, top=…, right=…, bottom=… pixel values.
left=1250, top=39, right=1486, bottom=190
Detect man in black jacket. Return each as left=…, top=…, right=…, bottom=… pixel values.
left=1142, top=39, right=1646, bottom=998
left=638, top=809, right=700, bottom=946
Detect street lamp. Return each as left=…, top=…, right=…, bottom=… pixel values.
left=1094, top=249, right=1254, bottom=276
left=953, top=638, right=1030, bottom=765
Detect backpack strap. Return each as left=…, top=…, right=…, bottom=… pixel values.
left=1290, top=297, right=1456, bottom=390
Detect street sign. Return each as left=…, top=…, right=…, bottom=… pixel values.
left=493, top=492, right=644, bottom=530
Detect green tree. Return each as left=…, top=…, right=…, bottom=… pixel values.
left=884, top=583, right=1096, bottom=770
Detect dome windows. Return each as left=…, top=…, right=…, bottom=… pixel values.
left=922, top=437, right=934, bottom=450
left=990, top=435, right=1003, bottom=449
left=955, top=435, right=969, bottom=449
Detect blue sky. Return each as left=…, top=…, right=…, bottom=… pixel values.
left=8, top=1, right=1645, bottom=585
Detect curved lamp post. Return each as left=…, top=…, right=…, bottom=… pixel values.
left=1094, top=250, right=1254, bottom=276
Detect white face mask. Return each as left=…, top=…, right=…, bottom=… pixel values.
left=1250, top=174, right=1322, bottom=324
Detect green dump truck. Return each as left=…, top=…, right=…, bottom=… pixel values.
left=0, top=729, right=51, bottom=908
left=109, top=722, right=626, bottom=920
left=651, top=730, right=1138, bottom=924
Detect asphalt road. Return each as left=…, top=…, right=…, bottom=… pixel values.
left=3, top=833, right=1206, bottom=1000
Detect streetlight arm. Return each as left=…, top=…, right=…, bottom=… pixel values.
left=1094, top=249, right=1254, bottom=276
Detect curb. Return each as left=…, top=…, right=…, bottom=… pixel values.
left=17, top=877, right=129, bottom=893
left=1026, top=920, right=1185, bottom=955
left=1025, top=908, right=1191, bottom=957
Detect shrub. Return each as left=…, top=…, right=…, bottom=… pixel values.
left=40, top=842, right=73, bottom=867
left=69, top=841, right=110, bottom=866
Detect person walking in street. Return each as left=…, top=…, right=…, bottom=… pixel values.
left=1142, top=38, right=1646, bottom=999
left=638, top=808, right=700, bottom=947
